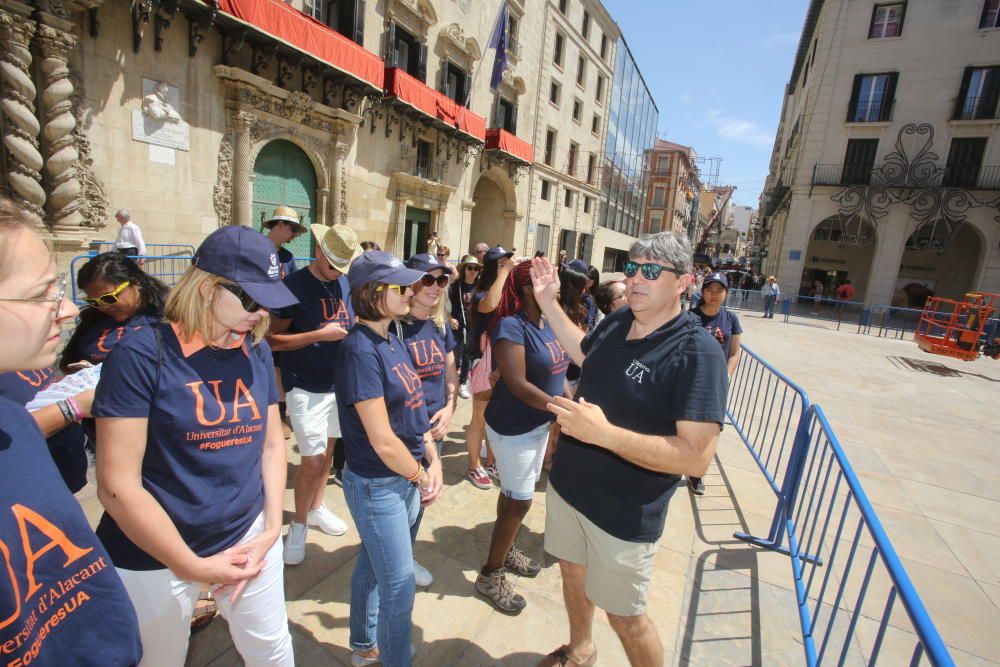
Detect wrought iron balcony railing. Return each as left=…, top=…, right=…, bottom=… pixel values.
left=952, top=95, right=1000, bottom=121
left=811, top=163, right=1000, bottom=190
left=401, top=154, right=446, bottom=182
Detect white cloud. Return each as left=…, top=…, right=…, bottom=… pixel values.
left=716, top=118, right=775, bottom=147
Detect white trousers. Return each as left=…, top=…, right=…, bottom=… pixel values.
left=117, top=513, right=294, bottom=667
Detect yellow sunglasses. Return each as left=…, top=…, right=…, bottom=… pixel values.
left=83, top=280, right=131, bottom=306
left=375, top=283, right=409, bottom=295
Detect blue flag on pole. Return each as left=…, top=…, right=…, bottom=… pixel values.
left=487, top=3, right=509, bottom=92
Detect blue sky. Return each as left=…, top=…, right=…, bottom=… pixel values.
left=602, top=0, right=810, bottom=207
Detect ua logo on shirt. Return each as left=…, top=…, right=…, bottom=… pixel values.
left=320, top=297, right=350, bottom=324
left=15, top=370, right=51, bottom=389
left=390, top=363, right=423, bottom=396
left=408, top=339, right=445, bottom=371
left=545, top=341, right=567, bottom=365
left=186, top=379, right=262, bottom=427
left=96, top=325, right=143, bottom=354
left=625, top=359, right=651, bottom=385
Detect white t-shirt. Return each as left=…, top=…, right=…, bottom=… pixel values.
left=114, top=221, right=146, bottom=256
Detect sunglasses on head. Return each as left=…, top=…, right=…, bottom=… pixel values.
left=83, top=280, right=131, bottom=306
left=218, top=283, right=263, bottom=312
left=622, top=261, right=686, bottom=281
left=419, top=274, right=449, bottom=288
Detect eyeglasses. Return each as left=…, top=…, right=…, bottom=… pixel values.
left=375, top=283, right=409, bottom=295
left=82, top=280, right=131, bottom=306
left=0, top=272, right=67, bottom=319
left=218, top=283, right=263, bottom=312
left=622, top=261, right=686, bottom=281
left=419, top=274, right=449, bottom=288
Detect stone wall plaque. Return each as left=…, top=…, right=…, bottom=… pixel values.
left=131, top=78, right=190, bottom=151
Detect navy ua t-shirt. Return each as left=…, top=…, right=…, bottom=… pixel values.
left=550, top=308, right=728, bottom=543
left=273, top=267, right=353, bottom=394
left=691, top=306, right=743, bottom=355
left=0, top=395, right=142, bottom=666
left=92, top=323, right=278, bottom=571
left=64, top=309, right=161, bottom=366
left=0, top=370, right=88, bottom=493
left=399, top=318, right=456, bottom=418
left=485, top=312, right=570, bottom=436
left=334, top=325, right=431, bottom=478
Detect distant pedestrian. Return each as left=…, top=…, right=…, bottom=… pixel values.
left=594, top=279, right=628, bottom=319
left=262, top=206, right=307, bottom=278
left=435, top=243, right=458, bottom=280
left=361, top=240, right=382, bottom=251
left=472, top=241, right=489, bottom=263
left=762, top=276, right=780, bottom=318
left=114, top=209, right=146, bottom=262
left=811, top=278, right=824, bottom=315
left=835, top=279, right=855, bottom=315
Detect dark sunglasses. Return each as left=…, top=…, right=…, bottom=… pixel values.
left=218, top=283, right=263, bottom=312
left=622, top=261, right=686, bottom=281
left=465, top=265, right=481, bottom=271
left=419, top=274, right=450, bottom=288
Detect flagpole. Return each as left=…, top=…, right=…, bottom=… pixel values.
left=456, top=0, right=506, bottom=131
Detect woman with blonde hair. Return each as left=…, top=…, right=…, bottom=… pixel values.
left=93, top=225, right=298, bottom=665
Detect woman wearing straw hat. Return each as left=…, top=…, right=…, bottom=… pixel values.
left=262, top=206, right=307, bottom=279
left=268, top=224, right=362, bottom=566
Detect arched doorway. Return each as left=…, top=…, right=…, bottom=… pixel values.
left=252, top=140, right=317, bottom=260
left=893, top=221, right=982, bottom=306
left=799, top=215, right=877, bottom=302
left=469, top=171, right=513, bottom=252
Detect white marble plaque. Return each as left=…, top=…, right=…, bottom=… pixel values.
left=148, top=144, right=175, bottom=164
left=131, top=78, right=189, bottom=151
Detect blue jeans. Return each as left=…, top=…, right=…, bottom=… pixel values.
left=343, top=465, right=420, bottom=665
left=763, top=294, right=777, bottom=317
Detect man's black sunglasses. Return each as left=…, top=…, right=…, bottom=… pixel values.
left=622, top=261, right=686, bottom=281
left=219, top=283, right=263, bottom=312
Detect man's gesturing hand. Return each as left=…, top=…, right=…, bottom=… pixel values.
left=547, top=396, right=613, bottom=447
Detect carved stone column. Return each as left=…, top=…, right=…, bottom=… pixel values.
left=0, top=6, right=44, bottom=223
left=231, top=110, right=256, bottom=228
left=331, top=140, right=350, bottom=227
left=36, top=23, right=81, bottom=235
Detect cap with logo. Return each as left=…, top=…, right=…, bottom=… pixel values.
left=405, top=253, right=445, bottom=273
left=702, top=272, right=729, bottom=289
left=348, top=250, right=427, bottom=291
left=262, top=205, right=306, bottom=233
left=310, top=223, right=363, bottom=273
left=192, top=225, right=298, bottom=309
left=484, top=245, right=515, bottom=263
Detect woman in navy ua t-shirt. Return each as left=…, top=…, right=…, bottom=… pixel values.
left=334, top=251, right=444, bottom=667
left=0, top=198, right=142, bottom=666
left=476, top=262, right=570, bottom=614
left=92, top=226, right=298, bottom=666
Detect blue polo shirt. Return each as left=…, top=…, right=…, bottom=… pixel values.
left=0, top=395, right=143, bottom=666
left=399, top=318, right=456, bottom=417
left=0, top=370, right=88, bottom=493
left=65, top=308, right=161, bottom=366
left=273, top=267, right=353, bottom=394
left=334, top=325, right=431, bottom=478
left=551, top=308, right=728, bottom=543
left=485, top=312, right=570, bottom=436
left=92, top=323, right=278, bottom=571
left=691, top=306, right=743, bottom=355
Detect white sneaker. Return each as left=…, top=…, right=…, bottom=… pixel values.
left=413, top=559, right=433, bottom=587
left=459, top=383, right=471, bottom=399
left=283, top=522, right=307, bottom=566
left=307, top=503, right=348, bottom=536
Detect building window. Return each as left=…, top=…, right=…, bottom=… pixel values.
left=441, top=61, right=469, bottom=104
left=572, top=99, right=582, bottom=122
left=535, top=223, right=551, bottom=255
left=842, top=138, right=879, bottom=185
left=554, top=33, right=565, bottom=67
left=549, top=80, right=562, bottom=106
left=650, top=212, right=663, bottom=233
left=602, top=248, right=629, bottom=273
left=980, top=0, right=1000, bottom=28
left=545, top=129, right=557, bottom=166
left=586, top=153, right=595, bottom=183
left=493, top=97, right=517, bottom=132
left=304, top=0, right=322, bottom=20
left=388, top=24, right=426, bottom=81
left=577, top=56, right=587, bottom=86
left=414, top=139, right=434, bottom=179
left=656, top=156, right=670, bottom=175
left=584, top=196, right=592, bottom=213
left=568, top=142, right=579, bottom=175
left=943, top=137, right=987, bottom=188
left=541, top=179, right=551, bottom=200
left=953, top=66, right=1000, bottom=120
left=322, top=0, right=365, bottom=44
left=847, top=72, right=897, bottom=122
left=507, top=15, right=520, bottom=54
left=564, top=188, right=574, bottom=207
left=869, top=3, right=905, bottom=38
left=600, top=33, right=608, bottom=60
left=558, top=0, right=568, bottom=15
left=591, top=114, right=601, bottom=135
left=652, top=186, right=666, bottom=208
left=595, top=75, right=605, bottom=103
left=582, top=10, right=591, bottom=38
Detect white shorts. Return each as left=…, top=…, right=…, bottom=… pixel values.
left=287, top=387, right=340, bottom=457
left=486, top=422, right=551, bottom=501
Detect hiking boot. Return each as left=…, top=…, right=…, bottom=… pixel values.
left=505, top=544, right=541, bottom=577
left=475, top=568, right=526, bottom=614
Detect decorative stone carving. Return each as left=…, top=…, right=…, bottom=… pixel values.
left=213, top=131, right=233, bottom=227
left=0, top=11, right=44, bottom=222
left=386, top=0, right=437, bottom=34
left=69, top=72, right=108, bottom=230
left=440, top=22, right=481, bottom=64
left=279, top=90, right=312, bottom=123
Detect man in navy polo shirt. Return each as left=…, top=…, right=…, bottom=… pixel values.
left=268, top=223, right=362, bottom=566
left=529, top=231, right=728, bottom=667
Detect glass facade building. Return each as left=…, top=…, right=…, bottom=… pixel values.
left=600, top=37, right=658, bottom=237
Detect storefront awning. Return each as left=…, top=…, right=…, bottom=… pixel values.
left=216, top=0, right=384, bottom=92
left=485, top=128, right=533, bottom=164
left=384, top=67, right=485, bottom=143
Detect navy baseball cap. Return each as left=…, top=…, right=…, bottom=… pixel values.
left=406, top=253, right=446, bottom=273
left=348, top=250, right=426, bottom=291
left=192, top=225, right=298, bottom=309
left=703, top=272, right=729, bottom=289
left=484, top=245, right=514, bottom=263
left=565, top=259, right=590, bottom=274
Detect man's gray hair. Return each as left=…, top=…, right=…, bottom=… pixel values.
left=629, top=232, right=693, bottom=274
left=116, top=209, right=131, bottom=221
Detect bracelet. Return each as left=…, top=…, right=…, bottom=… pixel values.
left=65, top=396, right=82, bottom=423
left=55, top=400, right=75, bottom=424
left=405, top=460, right=422, bottom=483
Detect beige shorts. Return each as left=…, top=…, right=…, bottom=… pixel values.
left=544, top=486, right=658, bottom=617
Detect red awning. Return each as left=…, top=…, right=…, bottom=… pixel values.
left=217, top=0, right=384, bottom=91
left=384, top=67, right=486, bottom=142
left=486, top=128, right=533, bottom=164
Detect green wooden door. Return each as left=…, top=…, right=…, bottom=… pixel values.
left=252, top=140, right=317, bottom=260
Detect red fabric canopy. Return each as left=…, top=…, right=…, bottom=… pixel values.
left=384, top=67, right=486, bottom=142
left=486, top=128, right=533, bottom=164
left=218, top=0, right=384, bottom=90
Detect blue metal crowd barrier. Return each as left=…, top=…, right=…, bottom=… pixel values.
left=68, top=253, right=193, bottom=303
left=87, top=242, right=195, bottom=257
left=727, top=345, right=955, bottom=665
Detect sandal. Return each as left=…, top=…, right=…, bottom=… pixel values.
left=537, top=644, right=597, bottom=667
